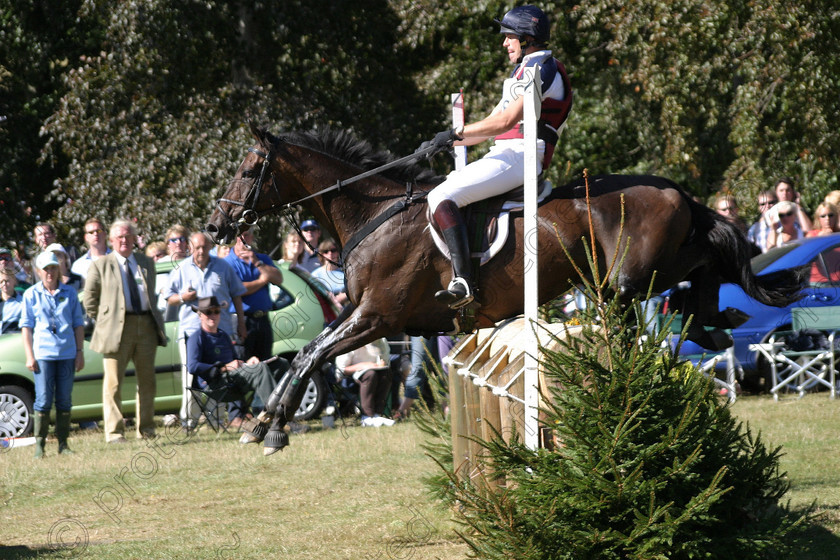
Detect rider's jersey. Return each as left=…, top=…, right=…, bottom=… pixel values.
left=493, top=50, right=572, bottom=169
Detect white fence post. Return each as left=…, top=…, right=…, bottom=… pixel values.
left=451, top=89, right=467, bottom=170
left=523, top=66, right=542, bottom=450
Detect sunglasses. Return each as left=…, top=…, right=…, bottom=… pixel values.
left=0, top=255, right=11, bottom=261
left=202, top=308, right=222, bottom=315
left=820, top=213, right=836, bottom=218
left=86, top=228, right=104, bottom=235
left=323, top=248, right=338, bottom=254
left=759, top=200, right=777, bottom=207
left=779, top=211, right=795, bottom=218
left=302, top=227, right=319, bottom=232
left=168, top=236, right=187, bottom=244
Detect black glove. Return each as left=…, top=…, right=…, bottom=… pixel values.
left=416, top=128, right=461, bottom=159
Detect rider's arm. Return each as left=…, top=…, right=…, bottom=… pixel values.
left=455, top=95, right=525, bottom=147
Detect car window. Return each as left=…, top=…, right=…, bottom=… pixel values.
left=808, top=244, right=840, bottom=286
left=751, top=244, right=801, bottom=274
left=268, top=283, right=296, bottom=311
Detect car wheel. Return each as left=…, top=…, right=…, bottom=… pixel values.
left=293, top=371, right=327, bottom=422
left=0, top=385, right=34, bottom=437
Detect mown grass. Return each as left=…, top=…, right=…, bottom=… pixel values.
left=0, top=419, right=467, bottom=559
left=2, top=394, right=840, bottom=559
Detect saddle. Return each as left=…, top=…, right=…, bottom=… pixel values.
left=427, top=179, right=554, bottom=266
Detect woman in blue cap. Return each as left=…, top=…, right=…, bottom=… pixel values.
left=20, top=251, right=86, bottom=457
left=422, top=5, right=572, bottom=309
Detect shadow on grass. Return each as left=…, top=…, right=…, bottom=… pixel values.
left=793, top=519, right=840, bottom=559
left=0, top=545, right=46, bottom=559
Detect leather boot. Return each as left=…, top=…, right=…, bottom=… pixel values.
left=56, top=410, right=74, bottom=455
left=34, top=411, right=49, bottom=459
left=432, top=200, right=474, bottom=309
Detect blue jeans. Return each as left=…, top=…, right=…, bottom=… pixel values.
left=33, top=359, right=75, bottom=412
left=405, top=336, right=439, bottom=400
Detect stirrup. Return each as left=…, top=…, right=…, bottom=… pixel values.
left=434, top=277, right=474, bottom=309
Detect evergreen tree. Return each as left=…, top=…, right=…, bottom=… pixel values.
left=436, top=293, right=807, bottom=559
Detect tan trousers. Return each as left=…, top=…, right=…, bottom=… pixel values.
left=102, top=315, right=159, bottom=441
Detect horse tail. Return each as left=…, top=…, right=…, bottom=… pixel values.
left=689, top=200, right=804, bottom=307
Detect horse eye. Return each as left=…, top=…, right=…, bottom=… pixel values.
left=241, top=169, right=255, bottom=179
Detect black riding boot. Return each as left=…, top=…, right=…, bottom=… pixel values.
left=433, top=199, right=474, bottom=309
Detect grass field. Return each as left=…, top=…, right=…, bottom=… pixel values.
left=2, top=393, right=840, bottom=559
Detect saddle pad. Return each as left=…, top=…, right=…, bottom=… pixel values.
left=429, top=180, right=553, bottom=266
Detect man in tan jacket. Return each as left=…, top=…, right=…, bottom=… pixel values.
left=84, top=219, right=167, bottom=443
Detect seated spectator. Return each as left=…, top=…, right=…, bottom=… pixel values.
left=145, top=241, right=167, bottom=262
left=279, top=231, right=304, bottom=268
left=185, top=296, right=288, bottom=438
left=45, top=243, right=82, bottom=293
left=335, top=338, right=394, bottom=427
left=767, top=201, right=804, bottom=248
left=0, top=269, right=23, bottom=333
left=71, top=218, right=110, bottom=285
left=806, top=203, right=840, bottom=237
left=311, top=239, right=348, bottom=309
left=714, top=194, right=748, bottom=233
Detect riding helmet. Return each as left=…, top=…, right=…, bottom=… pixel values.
left=495, top=5, right=550, bottom=45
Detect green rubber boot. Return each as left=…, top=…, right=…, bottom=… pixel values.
left=34, top=411, right=50, bottom=459
left=56, top=410, right=74, bottom=455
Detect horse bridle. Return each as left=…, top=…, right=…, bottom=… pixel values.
left=215, top=146, right=282, bottom=229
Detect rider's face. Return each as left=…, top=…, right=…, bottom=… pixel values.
left=503, top=34, right=523, bottom=64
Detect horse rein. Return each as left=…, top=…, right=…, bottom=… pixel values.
left=215, top=140, right=439, bottom=265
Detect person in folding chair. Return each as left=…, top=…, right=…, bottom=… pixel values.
left=419, top=5, right=572, bottom=309
left=185, top=296, right=288, bottom=439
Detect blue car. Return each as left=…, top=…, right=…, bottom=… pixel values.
left=672, top=233, right=840, bottom=391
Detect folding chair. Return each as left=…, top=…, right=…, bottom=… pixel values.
left=656, top=313, right=742, bottom=403
left=750, top=307, right=840, bottom=401
left=187, top=369, right=255, bottom=434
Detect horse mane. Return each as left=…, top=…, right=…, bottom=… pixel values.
left=274, top=127, right=444, bottom=186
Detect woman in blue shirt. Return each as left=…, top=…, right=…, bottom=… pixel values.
left=20, top=252, right=85, bottom=458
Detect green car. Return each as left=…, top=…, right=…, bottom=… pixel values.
left=0, top=260, right=338, bottom=437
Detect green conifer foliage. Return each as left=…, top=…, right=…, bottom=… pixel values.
left=440, top=297, right=806, bottom=559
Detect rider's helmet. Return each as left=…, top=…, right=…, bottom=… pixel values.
left=495, top=5, right=550, bottom=47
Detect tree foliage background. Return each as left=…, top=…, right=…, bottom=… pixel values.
left=1, top=0, right=838, bottom=251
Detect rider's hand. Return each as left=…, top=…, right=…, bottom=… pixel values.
left=416, top=128, right=462, bottom=159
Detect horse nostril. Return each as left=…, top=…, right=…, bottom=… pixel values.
left=205, top=223, right=218, bottom=234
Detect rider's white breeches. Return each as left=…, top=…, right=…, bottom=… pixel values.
left=427, top=139, right=545, bottom=212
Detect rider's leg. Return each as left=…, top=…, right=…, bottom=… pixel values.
left=432, top=199, right=474, bottom=308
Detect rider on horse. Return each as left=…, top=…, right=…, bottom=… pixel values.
left=422, top=5, right=572, bottom=309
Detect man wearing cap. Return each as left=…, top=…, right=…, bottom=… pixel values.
left=224, top=229, right=283, bottom=421
left=186, top=296, right=287, bottom=428
left=71, top=217, right=111, bottom=285
left=83, top=219, right=167, bottom=443
left=166, top=231, right=246, bottom=427
left=299, top=219, right=323, bottom=273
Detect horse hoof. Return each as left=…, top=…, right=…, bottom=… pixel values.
left=239, top=420, right=267, bottom=444
left=687, top=327, right=733, bottom=351
left=263, top=430, right=289, bottom=456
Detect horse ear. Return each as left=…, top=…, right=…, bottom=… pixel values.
left=248, top=120, right=264, bottom=144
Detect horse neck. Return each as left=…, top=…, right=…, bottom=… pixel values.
left=278, top=149, right=412, bottom=248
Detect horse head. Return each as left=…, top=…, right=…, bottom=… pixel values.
left=206, top=121, right=285, bottom=245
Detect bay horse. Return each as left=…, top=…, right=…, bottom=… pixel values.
left=206, top=123, right=801, bottom=454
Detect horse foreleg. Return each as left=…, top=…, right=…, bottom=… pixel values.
left=250, top=303, right=390, bottom=455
